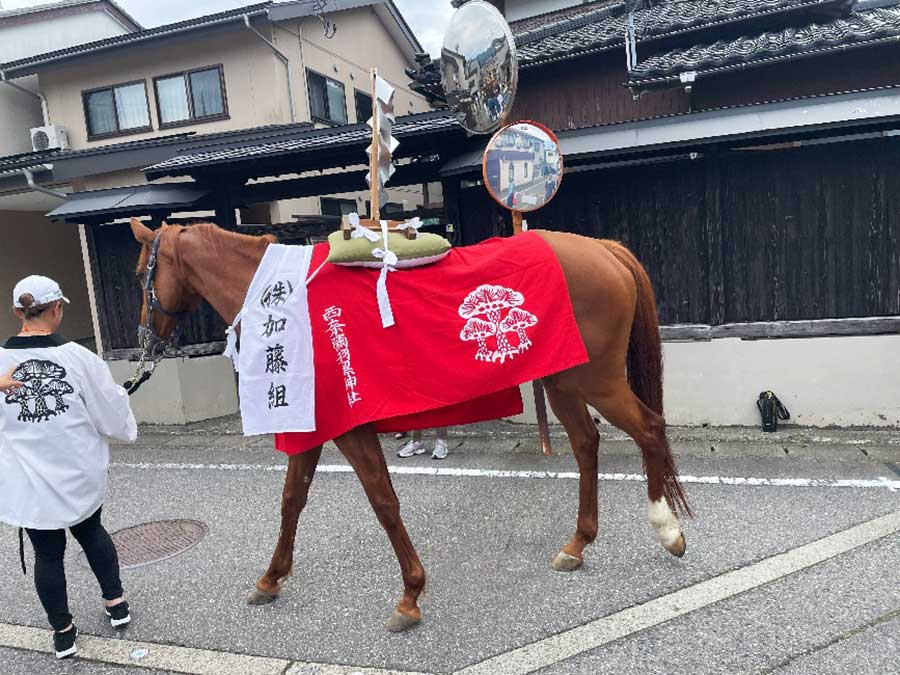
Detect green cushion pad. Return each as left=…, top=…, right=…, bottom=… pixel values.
left=327, top=231, right=452, bottom=268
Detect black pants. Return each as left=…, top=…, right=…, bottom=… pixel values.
left=25, top=507, right=123, bottom=631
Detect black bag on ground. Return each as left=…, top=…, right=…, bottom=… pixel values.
left=757, top=391, right=790, bottom=432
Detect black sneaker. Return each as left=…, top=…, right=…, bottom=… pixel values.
left=53, top=625, right=77, bottom=659
left=105, top=601, right=131, bottom=629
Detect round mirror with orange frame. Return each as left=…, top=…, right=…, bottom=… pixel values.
left=482, top=121, right=563, bottom=213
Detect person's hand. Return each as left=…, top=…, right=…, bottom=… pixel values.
left=0, top=368, right=23, bottom=396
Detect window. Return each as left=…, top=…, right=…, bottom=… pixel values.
left=365, top=201, right=404, bottom=218
left=154, top=65, right=227, bottom=128
left=354, top=89, right=373, bottom=124
left=307, top=69, right=347, bottom=125
left=83, top=81, right=151, bottom=139
left=321, top=198, right=358, bottom=217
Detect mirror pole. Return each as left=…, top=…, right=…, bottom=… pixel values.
left=511, top=209, right=552, bottom=455
left=512, top=210, right=523, bottom=236
left=533, top=380, right=552, bottom=456
left=370, top=67, right=380, bottom=222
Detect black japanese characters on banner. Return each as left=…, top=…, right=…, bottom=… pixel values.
left=260, top=279, right=295, bottom=411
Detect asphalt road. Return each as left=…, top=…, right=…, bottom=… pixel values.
left=1, top=422, right=898, bottom=675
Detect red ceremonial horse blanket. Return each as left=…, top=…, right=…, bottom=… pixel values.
left=276, top=232, right=588, bottom=455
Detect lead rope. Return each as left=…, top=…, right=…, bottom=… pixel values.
left=19, top=527, right=26, bottom=575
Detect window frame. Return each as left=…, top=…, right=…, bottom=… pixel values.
left=306, top=68, right=348, bottom=126
left=152, top=64, right=229, bottom=130
left=81, top=79, right=153, bottom=141
left=320, top=197, right=358, bottom=217
left=364, top=200, right=404, bottom=218
left=354, top=88, right=373, bottom=124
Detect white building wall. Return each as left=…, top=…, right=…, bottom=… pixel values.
left=0, top=77, right=43, bottom=156
left=113, top=333, right=900, bottom=428
left=0, top=8, right=134, bottom=156
left=0, top=11, right=132, bottom=62
left=0, top=210, right=93, bottom=342
left=108, top=356, right=238, bottom=425
left=514, top=335, right=900, bottom=429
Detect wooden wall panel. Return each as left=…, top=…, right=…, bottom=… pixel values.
left=494, top=159, right=712, bottom=325
left=719, top=140, right=900, bottom=322
left=456, top=139, right=900, bottom=326
left=694, top=44, right=900, bottom=111
left=511, top=52, right=690, bottom=131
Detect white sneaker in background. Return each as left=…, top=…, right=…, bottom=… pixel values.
left=432, top=438, right=449, bottom=460
left=397, top=439, right=425, bottom=458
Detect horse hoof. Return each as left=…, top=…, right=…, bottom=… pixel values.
left=386, top=610, right=421, bottom=633
left=247, top=588, right=279, bottom=605
left=551, top=551, right=583, bottom=572
left=666, top=533, right=687, bottom=559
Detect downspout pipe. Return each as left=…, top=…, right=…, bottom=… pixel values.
left=243, top=14, right=297, bottom=123
left=22, top=166, right=67, bottom=200
left=1, top=70, right=49, bottom=126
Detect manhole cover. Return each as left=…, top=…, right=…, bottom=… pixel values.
left=83, top=520, right=208, bottom=569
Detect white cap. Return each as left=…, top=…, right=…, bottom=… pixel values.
left=13, top=275, right=70, bottom=309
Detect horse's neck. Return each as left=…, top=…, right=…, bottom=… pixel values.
left=184, top=228, right=268, bottom=326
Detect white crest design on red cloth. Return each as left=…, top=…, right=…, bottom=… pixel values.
left=458, top=284, right=538, bottom=364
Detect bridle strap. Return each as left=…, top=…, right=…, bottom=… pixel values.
left=125, top=231, right=191, bottom=396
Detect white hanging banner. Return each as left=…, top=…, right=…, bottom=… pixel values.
left=235, top=244, right=317, bottom=435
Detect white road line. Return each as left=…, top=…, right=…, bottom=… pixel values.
left=0, top=623, right=431, bottom=675
left=455, top=509, right=900, bottom=675
left=112, top=462, right=900, bottom=491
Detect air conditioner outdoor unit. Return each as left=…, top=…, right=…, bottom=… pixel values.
left=30, top=125, right=70, bottom=152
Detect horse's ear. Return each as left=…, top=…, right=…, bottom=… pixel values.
left=130, top=217, right=155, bottom=244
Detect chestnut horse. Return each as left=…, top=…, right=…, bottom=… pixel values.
left=129, top=218, right=691, bottom=632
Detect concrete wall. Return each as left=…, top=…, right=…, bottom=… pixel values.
left=0, top=76, right=44, bottom=156
left=39, top=21, right=289, bottom=151
left=0, top=10, right=132, bottom=63
left=38, top=10, right=428, bottom=154
left=108, top=356, right=238, bottom=425
left=276, top=7, right=429, bottom=124
left=0, top=210, right=93, bottom=341
left=0, top=6, right=134, bottom=157
left=108, top=333, right=899, bottom=428
left=513, top=335, right=900, bottom=429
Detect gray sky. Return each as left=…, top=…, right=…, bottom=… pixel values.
left=2, top=0, right=455, bottom=56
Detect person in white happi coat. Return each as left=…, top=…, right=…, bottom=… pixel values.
left=0, top=275, right=137, bottom=660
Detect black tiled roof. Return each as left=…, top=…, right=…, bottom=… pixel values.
left=510, top=0, right=619, bottom=36
left=630, top=5, right=900, bottom=84
left=516, top=0, right=850, bottom=68
left=0, top=149, right=60, bottom=172
left=145, top=112, right=462, bottom=175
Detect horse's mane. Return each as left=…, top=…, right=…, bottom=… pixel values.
left=135, top=222, right=277, bottom=278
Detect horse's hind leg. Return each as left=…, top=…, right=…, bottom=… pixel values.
left=586, top=379, right=689, bottom=558
left=249, top=447, right=322, bottom=605
left=336, top=426, right=426, bottom=633
left=544, top=380, right=600, bottom=572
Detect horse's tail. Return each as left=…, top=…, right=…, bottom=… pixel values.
left=601, top=240, right=692, bottom=519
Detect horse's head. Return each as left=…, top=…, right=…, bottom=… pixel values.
left=130, top=218, right=202, bottom=348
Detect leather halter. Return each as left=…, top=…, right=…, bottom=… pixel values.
left=125, top=232, right=191, bottom=395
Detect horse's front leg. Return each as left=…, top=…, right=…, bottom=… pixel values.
left=336, top=426, right=426, bottom=632
left=248, top=447, right=322, bottom=605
